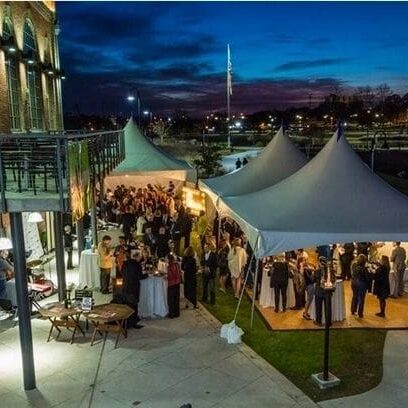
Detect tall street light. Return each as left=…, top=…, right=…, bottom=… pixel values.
left=126, top=90, right=141, bottom=125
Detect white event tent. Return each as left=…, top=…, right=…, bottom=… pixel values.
left=220, top=130, right=408, bottom=258
left=199, top=126, right=307, bottom=204
left=105, top=117, right=195, bottom=189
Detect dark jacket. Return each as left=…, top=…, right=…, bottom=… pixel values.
left=122, top=259, right=147, bottom=302
left=156, top=232, right=170, bottom=258
left=343, top=243, right=355, bottom=255
left=202, top=251, right=217, bottom=278
left=170, top=218, right=182, bottom=241
left=351, top=263, right=370, bottom=287
left=270, top=261, right=289, bottom=288
left=356, top=242, right=370, bottom=256
left=63, top=232, right=73, bottom=250
left=217, top=245, right=230, bottom=273
left=373, top=264, right=390, bottom=299
left=122, top=212, right=134, bottom=232
left=181, top=213, right=193, bottom=237
left=304, top=266, right=315, bottom=287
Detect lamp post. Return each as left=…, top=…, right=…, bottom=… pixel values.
left=126, top=90, right=141, bottom=125
left=312, top=258, right=340, bottom=389
left=143, top=110, right=153, bottom=124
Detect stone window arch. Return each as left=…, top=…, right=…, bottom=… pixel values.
left=2, top=16, right=21, bottom=130
left=23, top=18, right=43, bottom=130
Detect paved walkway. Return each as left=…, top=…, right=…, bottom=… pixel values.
left=0, top=304, right=317, bottom=408
left=221, top=149, right=261, bottom=172
left=320, top=330, right=408, bottom=408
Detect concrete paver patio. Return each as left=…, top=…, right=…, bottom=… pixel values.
left=0, top=304, right=317, bottom=408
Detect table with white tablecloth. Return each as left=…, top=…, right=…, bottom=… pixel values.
left=139, top=276, right=168, bottom=318
left=78, top=249, right=100, bottom=289
left=310, top=279, right=345, bottom=323
left=259, top=267, right=295, bottom=311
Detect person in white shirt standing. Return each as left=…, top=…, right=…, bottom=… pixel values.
left=228, top=238, right=248, bottom=299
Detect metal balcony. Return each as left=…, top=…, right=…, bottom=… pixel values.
left=0, top=130, right=125, bottom=213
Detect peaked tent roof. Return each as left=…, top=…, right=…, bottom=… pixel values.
left=111, top=117, right=193, bottom=174
left=221, top=130, right=408, bottom=257
left=199, top=127, right=307, bottom=202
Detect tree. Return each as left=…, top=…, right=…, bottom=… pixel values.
left=151, top=120, right=171, bottom=144
left=192, top=144, right=222, bottom=178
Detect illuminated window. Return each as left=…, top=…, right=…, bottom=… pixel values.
left=2, top=18, right=21, bottom=130
left=23, top=19, right=43, bottom=130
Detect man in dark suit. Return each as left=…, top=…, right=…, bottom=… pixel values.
left=181, top=207, right=193, bottom=249
left=143, top=227, right=156, bottom=254
left=170, top=212, right=183, bottom=256
left=202, top=242, right=217, bottom=305
left=313, top=256, right=335, bottom=326
left=161, top=209, right=172, bottom=231
left=270, top=258, right=289, bottom=312
left=122, top=251, right=148, bottom=328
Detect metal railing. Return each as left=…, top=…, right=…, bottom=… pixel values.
left=0, top=130, right=124, bottom=212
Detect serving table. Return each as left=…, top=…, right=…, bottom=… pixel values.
left=259, top=267, right=295, bottom=310
left=86, top=303, right=134, bottom=348
left=139, top=275, right=168, bottom=318
left=78, top=249, right=100, bottom=289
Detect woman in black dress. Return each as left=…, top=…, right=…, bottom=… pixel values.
left=373, top=255, right=391, bottom=318
left=181, top=246, right=198, bottom=308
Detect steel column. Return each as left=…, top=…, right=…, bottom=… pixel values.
left=9, top=212, right=36, bottom=390
left=76, top=217, right=85, bottom=254
left=53, top=211, right=66, bottom=301
left=90, top=179, right=98, bottom=247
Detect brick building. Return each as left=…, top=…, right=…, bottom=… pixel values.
left=0, top=1, right=63, bottom=133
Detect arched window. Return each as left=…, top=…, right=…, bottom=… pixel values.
left=2, top=17, right=21, bottom=130
left=23, top=18, right=43, bottom=130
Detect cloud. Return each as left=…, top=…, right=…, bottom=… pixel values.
left=274, top=58, right=350, bottom=72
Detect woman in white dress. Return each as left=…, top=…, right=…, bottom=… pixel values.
left=228, top=238, right=248, bottom=299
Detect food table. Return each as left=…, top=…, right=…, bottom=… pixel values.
left=78, top=249, right=100, bottom=289
left=86, top=303, right=134, bottom=348
left=39, top=303, right=84, bottom=344
left=259, top=267, right=295, bottom=311
left=310, top=279, right=345, bottom=323
left=139, top=275, right=168, bottom=318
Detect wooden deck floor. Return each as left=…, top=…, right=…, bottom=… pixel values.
left=250, top=280, right=408, bottom=331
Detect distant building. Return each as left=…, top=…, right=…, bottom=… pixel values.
left=0, top=1, right=63, bottom=133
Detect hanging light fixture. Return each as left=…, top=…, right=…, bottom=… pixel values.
left=0, top=237, right=13, bottom=250
left=28, top=212, right=44, bottom=223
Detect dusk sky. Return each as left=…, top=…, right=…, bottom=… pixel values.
left=58, top=1, right=408, bottom=117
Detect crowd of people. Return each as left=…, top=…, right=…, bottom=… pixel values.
left=264, top=241, right=407, bottom=325
left=89, top=182, right=262, bottom=327
left=69, top=182, right=407, bottom=329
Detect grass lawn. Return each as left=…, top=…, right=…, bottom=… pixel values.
left=201, top=281, right=387, bottom=402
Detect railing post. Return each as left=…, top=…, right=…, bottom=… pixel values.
left=0, top=144, right=7, bottom=213
left=53, top=211, right=66, bottom=301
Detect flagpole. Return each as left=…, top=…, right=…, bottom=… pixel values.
left=227, top=44, right=231, bottom=149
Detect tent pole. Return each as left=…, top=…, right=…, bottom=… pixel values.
left=233, top=251, right=255, bottom=322
left=250, top=258, right=260, bottom=329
